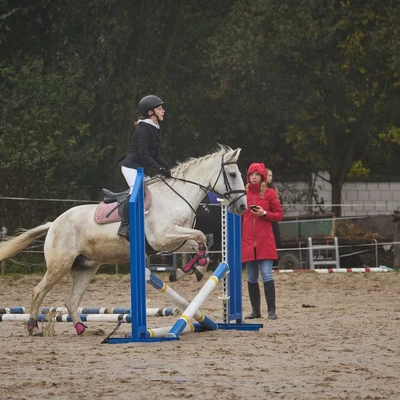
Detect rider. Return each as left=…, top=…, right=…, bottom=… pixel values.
left=118, top=95, right=171, bottom=237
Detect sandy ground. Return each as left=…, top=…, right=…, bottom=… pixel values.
left=0, top=271, right=399, bottom=400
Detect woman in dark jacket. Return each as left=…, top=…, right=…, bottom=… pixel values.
left=118, top=95, right=170, bottom=237
left=266, top=168, right=282, bottom=260
left=242, top=163, right=283, bottom=320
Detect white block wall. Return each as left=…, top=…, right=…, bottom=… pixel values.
left=276, top=171, right=399, bottom=217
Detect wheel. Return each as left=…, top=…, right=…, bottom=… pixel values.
left=278, top=252, right=301, bottom=270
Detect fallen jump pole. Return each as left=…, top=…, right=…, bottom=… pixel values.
left=0, top=314, right=207, bottom=338
left=147, top=322, right=206, bottom=338
left=166, top=262, right=229, bottom=338
left=0, top=307, right=179, bottom=317
left=1, top=313, right=134, bottom=323
left=146, top=269, right=217, bottom=331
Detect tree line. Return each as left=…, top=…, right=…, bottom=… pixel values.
left=1, top=0, right=399, bottom=231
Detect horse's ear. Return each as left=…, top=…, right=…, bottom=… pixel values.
left=228, top=148, right=241, bottom=162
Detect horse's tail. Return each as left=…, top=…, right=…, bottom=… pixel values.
left=0, top=222, right=52, bottom=261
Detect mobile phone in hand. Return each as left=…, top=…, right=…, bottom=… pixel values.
left=250, top=205, right=258, bottom=211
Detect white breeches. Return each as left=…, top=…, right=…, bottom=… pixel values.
left=121, top=166, right=149, bottom=194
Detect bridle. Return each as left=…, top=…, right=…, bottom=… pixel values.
left=209, top=153, right=247, bottom=207
left=156, top=153, right=246, bottom=215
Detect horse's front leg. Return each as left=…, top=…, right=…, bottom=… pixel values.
left=155, top=227, right=210, bottom=282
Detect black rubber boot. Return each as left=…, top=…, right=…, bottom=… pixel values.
left=245, top=282, right=261, bottom=319
left=117, top=196, right=130, bottom=238
left=264, top=280, right=277, bottom=320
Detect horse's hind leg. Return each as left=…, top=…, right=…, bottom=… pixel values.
left=66, top=266, right=99, bottom=335
left=28, top=262, right=72, bottom=335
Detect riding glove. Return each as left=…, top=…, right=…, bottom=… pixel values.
left=158, top=167, right=171, bottom=178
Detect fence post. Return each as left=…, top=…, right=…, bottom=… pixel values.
left=393, top=214, right=400, bottom=269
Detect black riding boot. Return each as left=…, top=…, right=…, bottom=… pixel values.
left=117, top=196, right=130, bottom=238
left=264, top=280, right=277, bottom=320
left=245, top=282, right=261, bottom=319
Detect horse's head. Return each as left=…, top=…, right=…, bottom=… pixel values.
left=211, top=147, right=247, bottom=216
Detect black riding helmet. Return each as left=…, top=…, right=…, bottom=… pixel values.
left=138, top=95, right=164, bottom=117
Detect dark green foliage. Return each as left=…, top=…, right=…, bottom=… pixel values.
left=0, top=0, right=399, bottom=226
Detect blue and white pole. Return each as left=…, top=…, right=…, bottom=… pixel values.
left=146, top=322, right=206, bottom=339
left=166, top=262, right=229, bottom=338
left=146, top=269, right=217, bottom=331
left=0, top=307, right=178, bottom=316
left=0, top=313, right=133, bottom=323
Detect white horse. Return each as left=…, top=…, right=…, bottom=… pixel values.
left=0, top=145, right=247, bottom=335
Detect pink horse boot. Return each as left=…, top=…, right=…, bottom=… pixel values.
left=75, top=322, right=87, bottom=335
left=194, top=242, right=210, bottom=281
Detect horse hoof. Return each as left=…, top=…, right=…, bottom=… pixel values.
left=75, top=322, right=87, bottom=335
left=169, top=271, right=177, bottom=282
left=169, top=268, right=185, bottom=282
left=27, top=318, right=38, bottom=335
left=195, top=268, right=205, bottom=282
left=34, top=332, right=43, bottom=337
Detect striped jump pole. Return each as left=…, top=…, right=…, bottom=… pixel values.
left=274, top=266, right=394, bottom=274
left=146, top=269, right=217, bottom=331
left=0, top=314, right=133, bottom=323
left=0, top=307, right=179, bottom=317
left=0, top=314, right=206, bottom=339
left=147, top=322, right=206, bottom=339
left=166, top=262, right=229, bottom=338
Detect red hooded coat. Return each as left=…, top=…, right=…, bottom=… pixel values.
left=242, top=163, right=283, bottom=262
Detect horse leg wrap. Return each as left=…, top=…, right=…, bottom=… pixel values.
left=75, top=322, right=87, bottom=335
left=27, top=318, right=38, bottom=335
left=196, top=243, right=209, bottom=267
left=182, top=254, right=199, bottom=273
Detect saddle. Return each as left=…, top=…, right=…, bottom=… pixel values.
left=94, top=187, right=151, bottom=224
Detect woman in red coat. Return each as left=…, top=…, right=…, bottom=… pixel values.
left=242, top=162, right=283, bottom=320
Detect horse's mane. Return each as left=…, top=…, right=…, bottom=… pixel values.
left=171, top=144, right=234, bottom=175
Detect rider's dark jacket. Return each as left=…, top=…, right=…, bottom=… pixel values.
left=120, top=120, right=169, bottom=174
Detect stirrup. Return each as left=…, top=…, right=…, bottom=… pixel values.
left=118, top=224, right=130, bottom=237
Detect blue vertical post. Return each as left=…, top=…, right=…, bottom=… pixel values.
left=227, top=211, right=243, bottom=323
left=108, top=168, right=148, bottom=344
left=129, top=168, right=147, bottom=339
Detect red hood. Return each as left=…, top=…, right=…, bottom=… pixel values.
left=247, top=162, right=267, bottom=182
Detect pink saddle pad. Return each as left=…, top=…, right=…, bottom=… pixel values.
left=94, top=186, right=151, bottom=224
